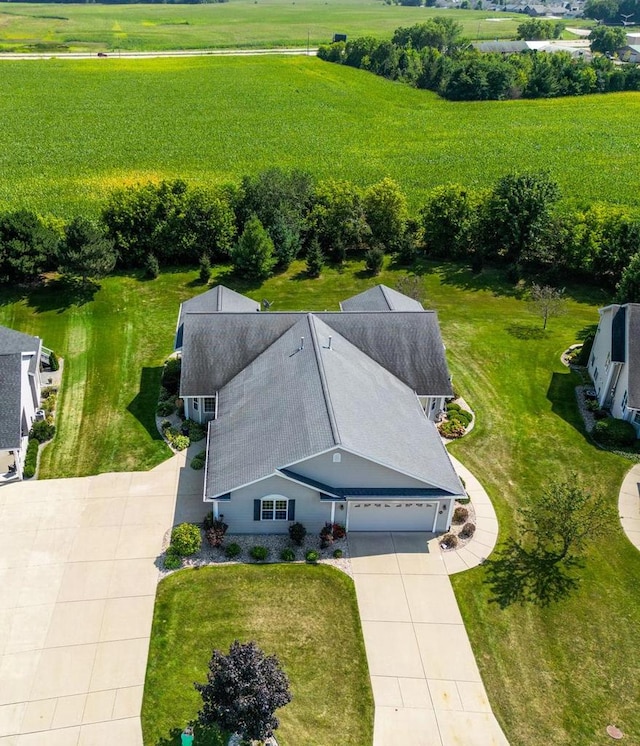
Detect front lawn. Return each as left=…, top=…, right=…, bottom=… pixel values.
left=141, top=564, right=373, bottom=746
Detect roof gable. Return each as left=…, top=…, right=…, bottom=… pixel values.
left=340, top=284, right=423, bottom=312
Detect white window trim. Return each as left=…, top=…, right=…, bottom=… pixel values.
left=203, top=397, right=216, bottom=413
left=261, top=495, right=289, bottom=521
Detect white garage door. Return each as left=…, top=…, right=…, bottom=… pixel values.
left=348, top=501, right=437, bottom=532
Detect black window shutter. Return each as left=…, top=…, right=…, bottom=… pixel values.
left=254, top=499, right=261, bottom=521
left=288, top=500, right=296, bottom=521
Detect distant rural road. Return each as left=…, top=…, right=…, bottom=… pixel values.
left=0, top=47, right=319, bottom=60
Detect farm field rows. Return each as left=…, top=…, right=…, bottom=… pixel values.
left=0, top=55, right=639, bottom=218
left=0, top=2, right=561, bottom=53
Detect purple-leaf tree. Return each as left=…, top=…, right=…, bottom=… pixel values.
left=195, top=640, right=292, bottom=744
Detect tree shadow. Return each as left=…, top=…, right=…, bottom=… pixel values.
left=505, top=323, right=546, bottom=340
left=26, top=276, right=100, bottom=314
left=152, top=723, right=225, bottom=746
left=547, top=368, right=589, bottom=440
left=212, top=266, right=264, bottom=293
left=127, top=366, right=164, bottom=441
left=483, top=541, right=581, bottom=609
left=576, top=323, right=598, bottom=342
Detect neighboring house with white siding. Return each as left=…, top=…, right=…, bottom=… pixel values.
left=588, top=303, right=640, bottom=434
left=176, top=285, right=465, bottom=534
left=0, top=326, right=44, bottom=481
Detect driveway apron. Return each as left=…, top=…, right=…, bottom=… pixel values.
left=351, top=532, right=509, bottom=746
left=0, top=449, right=203, bottom=746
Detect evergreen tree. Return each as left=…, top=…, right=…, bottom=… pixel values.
left=59, top=216, right=116, bottom=282
left=232, top=216, right=276, bottom=281
left=306, top=238, right=324, bottom=278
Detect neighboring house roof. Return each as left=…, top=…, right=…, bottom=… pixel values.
left=206, top=314, right=462, bottom=499
left=626, top=305, right=640, bottom=409
left=476, top=41, right=529, bottom=54
left=0, top=325, right=41, bottom=451
left=0, top=353, right=23, bottom=450
left=339, top=284, right=424, bottom=312
left=180, top=310, right=452, bottom=397
left=175, top=285, right=259, bottom=348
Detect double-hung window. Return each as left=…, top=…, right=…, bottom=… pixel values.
left=261, top=498, right=288, bottom=521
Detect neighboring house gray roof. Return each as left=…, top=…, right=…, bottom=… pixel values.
left=0, top=353, right=23, bottom=450
left=180, top=310, right=452, bottom=397
left=626, top=305, right=640, bottom=409
left=0, top=325, right=40, bottom=355
left=175, top=285, right=259, bottom=349
left=206, top=314, right=462, bottom=499
left=476, top=41, right=529, bottom=54
left=340, top=284, right=424, bottom=312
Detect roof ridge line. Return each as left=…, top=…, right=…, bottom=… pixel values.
left=379, top=284, right=395, bottom=311
left=217, top=286, right=223, bottom=312
left=308, top=313, right=341, bottom=446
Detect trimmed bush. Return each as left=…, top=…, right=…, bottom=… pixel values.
left=224, top=542, right=242, bottom=559
left=439, top=420, right=466, bottom=439
left=205, top=519, right=229, bottom=548
left=332, top=548, right=343, bottom=559
left=170, top=523, right=202, bottom=556
left=161, top=357, right=181, bottom=396
left=23, top=437, right=39, bottom=479
left=163, top=426, right=189, bottom=451
left=593, top=418, right=637, bottom=447
left=288, top=522, right=307, bottom=546
left=42, top=393, right=57, bottom=414
left=446, top=402, right=461, bottom=412
left=250, top=546, right=269, bottom=561
left=156, top=398, right=176, bottom=417
left=305, top=549, right=319, bottom=563
left=440, top=533, right=458, bottom=550
left=164, top=552, right=182, bottom=570
left=30, top=420, right=55, bottom=443
left=190, top=450, right=206, bottom=470
left=280, top=547, right=296, bottom=562
left=49, top=350, right=59, bottom=372
left=331, top=523, right=347, bottom=539
left=452, top=506, right=469, bottom=525
left=459, top=522, right=476, bottom=540
left=184, top=419, right=206, bottom=442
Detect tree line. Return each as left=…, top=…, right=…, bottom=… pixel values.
left=1, top=168, right=639, bottom=302
left=317, top=18, right=640, bottom=101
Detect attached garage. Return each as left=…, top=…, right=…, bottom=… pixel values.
left=347, top=500, right=440, bottom=532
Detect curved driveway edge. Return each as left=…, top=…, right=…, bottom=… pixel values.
left=443, top=455, right=500, bottom=574
left=618, top=464, right=640, bottom=550
left=0, top=449, right=204, bottom=746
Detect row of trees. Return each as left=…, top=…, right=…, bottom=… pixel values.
left=317, top=20, right=640, bottom=101
left=584, top=0, right=639, bottom=22
left=1, top=168, right=639, bottom=301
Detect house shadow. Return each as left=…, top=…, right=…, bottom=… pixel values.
left=127, top=366, right=164, bottom=442
left=546, top=368, right=589, bottom=440
left=173, top=441, right=208, bottom=526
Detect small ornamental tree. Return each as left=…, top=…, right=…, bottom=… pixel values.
left=195, top=640, right=292, bottom=744
left=528, top=283, right=567, bottom=330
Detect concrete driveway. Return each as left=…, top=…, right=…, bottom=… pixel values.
left=351, top=532, right=509, bottom=746
left=0, top=450, right=203, bottom=746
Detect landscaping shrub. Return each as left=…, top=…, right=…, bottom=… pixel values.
left=23, top=437, right=39, bottom=479
left=320, top=524, right=334, bottom=549
left=585, top=399, right=600, bottom=412
left=205, top=519, right=229, bottom=548
left=305, top=549, right=319, bottom=563
left=224, top=542, right=242, bottom=559
left=452, top=506, right=469, bottom=524
left=49, top=350, right=59, bottom=372
left=250, top=546, right=270, bottom=561
left=331, top=523, right=347, bottom=539
left=190, top=450, right=206, bottom=470
left=170, top=523, right=202, bottom=556
left=161, top=357, right=181, bottom=396
left=42, top=393, right=57, bottom=414
left=288, top=521, right=307, bottom=546
left=280, top=547, right=296, bottom=562
left=459, top=522, right=476, bottom=540
left=440, top=533, right=458, bottom=549
left=163, top=426, right=189, bottom=451
left=203, top=512, right=215, bottom=531
left=145, top=252, right=159, bottom=278
left=332, top=548, right=343, bottom=559
left=438, top=420, right=466, bottom=439
left=30, top=419, right=55, bottom=443
left=41, top=386, right=56, bottom=399
left=594, top=409, right=609, bottom=420
left=593, top=418, right=637, bottom=447
left=183, top=419, right=206, bottom=442
left=164, top=553, right=182, bottom=570
left=156, top=398, right=176, bottom=417
left=446, top=402, right=461, bottom=412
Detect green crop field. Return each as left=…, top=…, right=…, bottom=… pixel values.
left=0, top=55, right=638, bottom=219
left=0, top=1, right=582, bottom=53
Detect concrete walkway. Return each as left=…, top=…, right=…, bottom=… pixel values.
left=618, top=464, right=640, bottom=550
left=0, top=448, right=203, bottom=746
left=351, top=532, right=508, bottom=746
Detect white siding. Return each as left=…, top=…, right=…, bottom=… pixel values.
left=588, top=308, right=613, bottom=404
left=21, top=355, right=39, bottom=434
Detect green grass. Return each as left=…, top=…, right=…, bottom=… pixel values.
left=3, top=258, right=640, bottom=743
left=142, top=564, right=373, bottom=746
left=0, top=56, right=638, bottom=218
left=0, top=2, right=573, bottom=52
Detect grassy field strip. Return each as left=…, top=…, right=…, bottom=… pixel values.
left=0, top=57, right=638, bottom=218
left=0, top=2, right=544, bottom=52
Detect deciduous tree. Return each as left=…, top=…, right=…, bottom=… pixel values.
left=527, top=283, right=566, bottom=329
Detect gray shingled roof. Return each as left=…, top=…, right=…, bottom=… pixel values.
left=0, top=325, right=40, bottom=355
left=340, top=285, right=424, bottom=312
left=175, top=286, right=260, bottom=349
left=0, top=353, right=23, bottom=450
left=206, top=314, right=462, bottom=499
left=626, top=305, right=640, bottom=409
left=181, top=311, right=452, bottom=397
